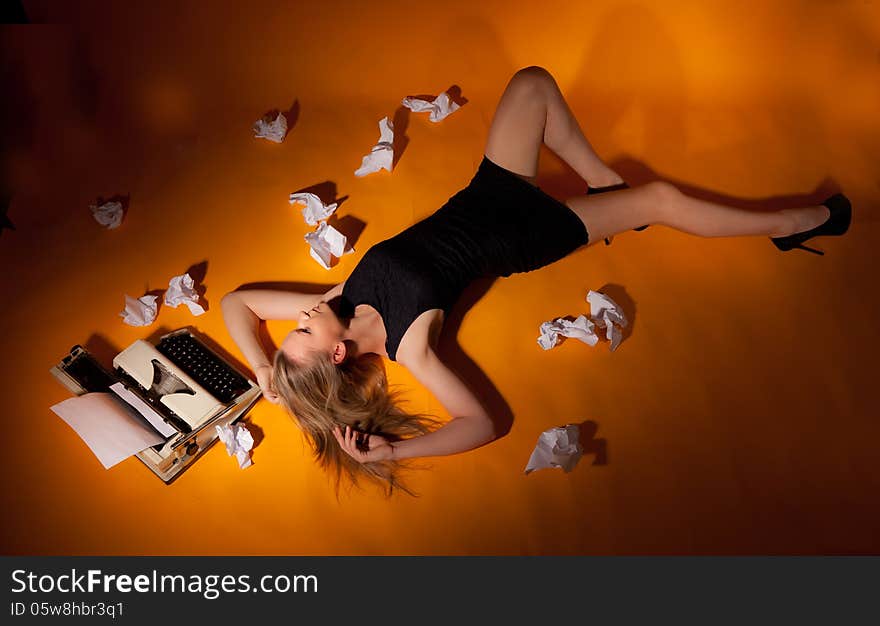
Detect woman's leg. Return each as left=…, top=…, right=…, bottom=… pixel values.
left=564, top=182, right=831, bottom=246
left=484, top=66, right=622, bottom=188
left=484, top=66, right=830, bottom=246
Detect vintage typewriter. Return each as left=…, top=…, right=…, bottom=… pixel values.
left=51, top=328, right=262, bottom=483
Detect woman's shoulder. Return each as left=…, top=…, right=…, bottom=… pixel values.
left=395, top=308, right=445, bottom=366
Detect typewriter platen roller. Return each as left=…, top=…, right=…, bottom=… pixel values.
left=113, top=339, right=222, bottom=430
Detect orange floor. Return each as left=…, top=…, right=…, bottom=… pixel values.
left=1, top=0, right=878, bottom=555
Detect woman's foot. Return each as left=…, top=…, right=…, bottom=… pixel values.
left=771, top=193, right=851, bottom=255
left=586, top=169, right=626, bottom=192
left=780, top=205, right=831, bottom=237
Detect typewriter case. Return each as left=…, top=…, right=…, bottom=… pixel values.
left=50, top=328, right=262, bottom=483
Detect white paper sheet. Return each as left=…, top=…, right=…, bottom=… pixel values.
left=304, top=220, right=353, bottom=269
left=51, top=392, right=165, bottom=469
left=402, top=91, right=460, bottom=122
left=289, top=192, right=338, bottom=226
left=164, top=272, right=205, bottom=315
left=120, top=294, right=158, bottom=327
left=354, top=116, right=394, bottom=177
left=537, top=314, right=598, bottom=350
left=524, top=424, right=583, bottom=474
left=216, top=422, right=254, bottom=469
left=253, top=111, right=288, bottom=143
left=586, top=290, right=628, bottom=352
left=90, top=200, right=124, bottom=229
left=537, top=289, right=629, bottom=352
left=109, top=382, right=177, bottom=438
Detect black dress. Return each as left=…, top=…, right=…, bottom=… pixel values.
left=339, top=155, right=590, bottom=361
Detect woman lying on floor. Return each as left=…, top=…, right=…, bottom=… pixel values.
left=222, top=66, right=851, bottom=495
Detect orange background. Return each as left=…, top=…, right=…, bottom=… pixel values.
left=1, top=0, right=879, bottom=555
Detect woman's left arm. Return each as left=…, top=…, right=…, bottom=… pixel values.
left=386, top=348, right=498, bottom=460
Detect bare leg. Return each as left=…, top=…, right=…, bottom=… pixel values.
left=484, top=66, right=622, bottom=187
left=538, top=73, right=625, bottom=189
left=565, top=182, right=831, bottom=246
left=483, top=66, right=830, bottom=246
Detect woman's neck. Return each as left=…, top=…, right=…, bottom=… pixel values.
left=343, top=305, right=387, bottom=358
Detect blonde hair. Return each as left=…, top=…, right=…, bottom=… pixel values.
left=272, top=348, right=439, bottom=497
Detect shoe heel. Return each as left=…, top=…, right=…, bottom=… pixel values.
left=794, top=243, right=824, bottom=256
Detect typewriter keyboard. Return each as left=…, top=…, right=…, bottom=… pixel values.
left=156, top=333, right=251, bottom=403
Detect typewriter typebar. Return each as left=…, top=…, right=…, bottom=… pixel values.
left=113, top=339, right=224, bottom=431
left=51, top=329, right=261, bottom=483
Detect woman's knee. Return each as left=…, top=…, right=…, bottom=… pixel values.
left=510, top=65, right=556, bottom=94
left=646, top=181, right=682, bottom=216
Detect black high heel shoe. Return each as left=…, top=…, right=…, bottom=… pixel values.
left=586, top=182, right=650, bottom=245
left=770, top=193, right=852, bottom=255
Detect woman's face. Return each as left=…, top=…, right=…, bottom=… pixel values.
left=280, top=301, right=345, bottom=364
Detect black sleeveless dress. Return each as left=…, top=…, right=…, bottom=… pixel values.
left=339, top=156, right=590, bottom=361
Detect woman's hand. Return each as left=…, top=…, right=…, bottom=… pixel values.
left=333, top=425, right=395, bottom=463
left=254, top=364, right=280, bottom=404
